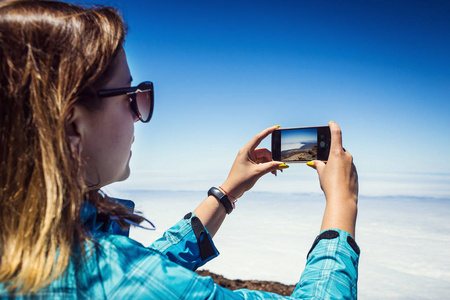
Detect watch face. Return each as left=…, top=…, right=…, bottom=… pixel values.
left=208, top=187, right=232, bottom=214
left=208, top=187, right=224, bottom=199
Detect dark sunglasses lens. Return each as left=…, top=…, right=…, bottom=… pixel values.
left=136, top=90, right=152, bottom=122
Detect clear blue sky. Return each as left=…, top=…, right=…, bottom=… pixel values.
left=70, top=0, right=450, bottom=198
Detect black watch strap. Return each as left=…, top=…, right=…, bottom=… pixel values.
left=208, top=187, right=233, bottom=214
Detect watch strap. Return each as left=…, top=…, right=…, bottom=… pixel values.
left=208, top=187, right=233, bottom=214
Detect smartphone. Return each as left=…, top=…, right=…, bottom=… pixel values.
left=272, top=126, right=331, bottom=162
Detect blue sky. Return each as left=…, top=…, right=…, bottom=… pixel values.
left=70, top=0, right=450, bottom=198
left=65, top=2, right=450, bottom=295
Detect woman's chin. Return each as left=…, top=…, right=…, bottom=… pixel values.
left=117, top=166, right=131, bottom=182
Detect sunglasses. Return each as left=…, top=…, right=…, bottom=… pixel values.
left=97, top=81, right=154, bottom=123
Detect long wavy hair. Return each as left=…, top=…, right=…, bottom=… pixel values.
left=0, top=0, right=143, bottom=293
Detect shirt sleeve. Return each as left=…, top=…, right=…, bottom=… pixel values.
left=149, top=212, right=219, bottom=271
left=102, top=239, right=295, bottom=300
left=89, top=228, right=358, bottom=300
left=293, top=229, right=360, bottom=300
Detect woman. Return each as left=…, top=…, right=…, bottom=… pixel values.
left=0, top=0, right=359, bottom=298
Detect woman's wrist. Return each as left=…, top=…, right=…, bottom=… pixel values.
left=218, top=186, right=237, bottom=210
left=218, top=186, right=237, bottom=201
left=220, top=181, right=243, bottom=201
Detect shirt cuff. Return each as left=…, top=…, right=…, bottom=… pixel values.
left=307, top=229, right=360, bottom=259
left=295, top=229, right=360, bottom=299
left=149, top=212, right=219, bottom=271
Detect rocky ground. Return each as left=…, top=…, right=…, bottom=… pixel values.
left=196, top=270, right=296, bottom=296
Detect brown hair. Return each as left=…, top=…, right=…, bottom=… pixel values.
left=0, top=0, right=142, bottom=293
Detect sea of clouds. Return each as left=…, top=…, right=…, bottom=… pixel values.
left=104, top=188, right=450, bottom=300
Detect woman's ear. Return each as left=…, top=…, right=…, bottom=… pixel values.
left=65, top=105, right=83, bottom=155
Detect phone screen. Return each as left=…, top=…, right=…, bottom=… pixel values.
left=272, top=126, right=331, bottom=162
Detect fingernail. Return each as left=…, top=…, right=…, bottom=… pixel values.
left=278, top=163, right=289, bottom=170
left=273, top=125, right=281, bottom=128
left=306, top=161, right=314, bottom=167
left=329, top=121, right=334, bottom=123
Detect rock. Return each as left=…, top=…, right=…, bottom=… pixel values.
left=195, top=270, right=296, bottom=296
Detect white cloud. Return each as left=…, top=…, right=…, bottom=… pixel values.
left=123, top=191, right=450, bottom=299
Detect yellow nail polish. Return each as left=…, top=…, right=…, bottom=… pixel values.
left=273, top=125, right=281, bottom=128
left=329, top=121, right=334, bottom=123
left=278, top=163, right=289, bottom=169
left=306, top=161, right=314, bottom=166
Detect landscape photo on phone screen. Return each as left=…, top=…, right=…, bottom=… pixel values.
left=281, top=128, right=317, bottom=161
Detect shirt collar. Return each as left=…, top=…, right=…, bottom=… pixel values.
left=80, top=199, right=135, bottom=237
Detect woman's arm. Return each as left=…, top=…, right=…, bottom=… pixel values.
left=308, top=121, right=358, bottom=238
left=192, top=195, right=226, bottom=238
left=293, top=121, right=360, bottom=299
left=193, top=126, right=286, bottom=237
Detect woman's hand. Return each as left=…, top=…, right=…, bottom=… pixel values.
left=194, top=126, right=285, bottom=237
left=308, top=121, right=359, bottom=238
left=220, top=126, right=286, bottom=200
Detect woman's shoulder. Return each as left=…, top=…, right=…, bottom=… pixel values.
left=72, top=233, right=213, bottom=299
left=44, top=234, right=169, bottom=299
left=89, top=230, right=165, bottom=264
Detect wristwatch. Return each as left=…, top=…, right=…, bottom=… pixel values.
left=207, top=187, right=233, bottom=214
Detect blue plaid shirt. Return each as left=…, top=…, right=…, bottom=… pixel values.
left=0, top=201, right=360, bottom=299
